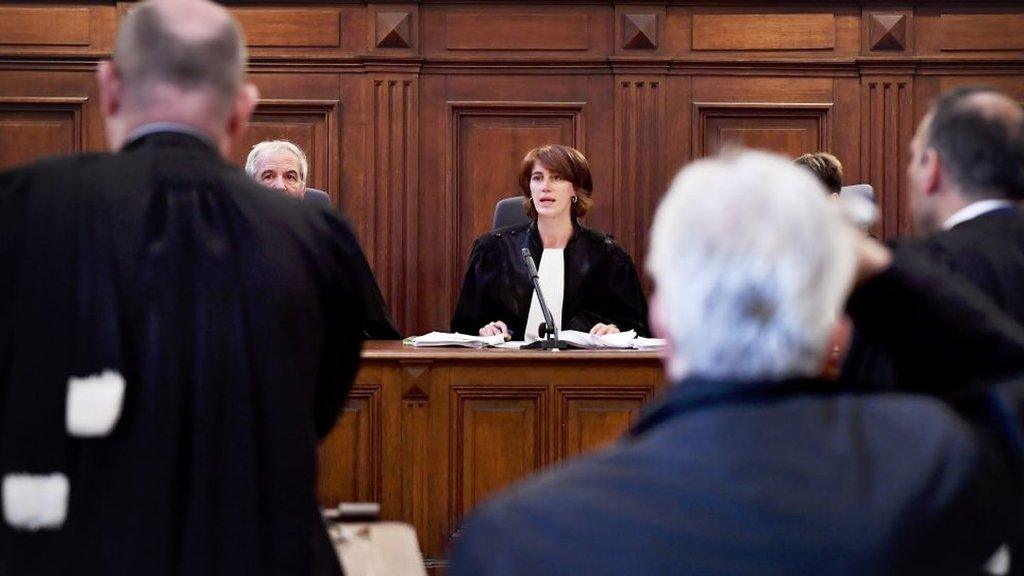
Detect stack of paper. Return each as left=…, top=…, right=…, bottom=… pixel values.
left=556, top=330, right=637, bottom=349
left=406, top=332, right=506, bottom=348
left=631, top=337, right=668, bottom=350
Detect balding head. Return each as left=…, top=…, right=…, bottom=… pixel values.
left=924, top=86, right=1024, bottom=199
left=115, top=0, right=244, bottom=112
left=97, top=0, right=258, bottom=155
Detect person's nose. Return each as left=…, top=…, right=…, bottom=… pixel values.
left=270, top=175, right=286, bottom=190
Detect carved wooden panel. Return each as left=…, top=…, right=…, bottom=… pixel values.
left=232, top=9, right=341, bottom=48
left=445, top=13, right=589, bottom=51
left=555, top=387, right=652, bottom=460
left=230, top=99, right=339, bottom=196
left=861, top=78, right=913, bottom=239
left=0, top=7, right=90, bottom=46
left=866, top=13, right=909, bottom=52
left=368, top=77, right=418, bottom=331
left=940, top=14, right=1024, bottom=52
left=614, top=78, right=663, bottom=262
left=0, top=97, right=85, bottom=171
left=693, top=102, right=832, bottom=159
left=449, top=385, right=548, bottom=527
left=316, top=385, right=381, bottom=507
left=445, top=101, right=585, bottom=307
left=692, top=13, right=836, bottom=51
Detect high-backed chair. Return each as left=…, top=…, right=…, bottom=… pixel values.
left=304, top=187, right=331, bottom=207
left=493, top=196, right=530, bottom=230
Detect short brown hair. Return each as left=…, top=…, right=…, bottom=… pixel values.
left=794, top=152, right=843, bottom=195
left=518, top=144, right=594, bottom=220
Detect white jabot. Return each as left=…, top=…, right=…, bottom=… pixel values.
left=525, top=249, right=565, bottom=341
left=943, top=199, right=1014, bottom=230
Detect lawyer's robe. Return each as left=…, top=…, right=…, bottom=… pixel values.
left=451, top=221, right=650, bottom=338
left=0, top=132, right=363, bottom=576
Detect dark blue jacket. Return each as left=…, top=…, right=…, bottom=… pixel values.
left=451, top=256, right=1024, bottom=576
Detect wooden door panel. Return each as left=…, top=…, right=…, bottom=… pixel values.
left=316, top=385, right=381, bottom=507
left=0, top=99, right=84, bottom=170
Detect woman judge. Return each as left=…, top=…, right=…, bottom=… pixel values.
left=451, top=144, right=649, bottom=340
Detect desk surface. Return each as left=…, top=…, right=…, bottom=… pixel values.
left=361, top=340, right=665, bottom=361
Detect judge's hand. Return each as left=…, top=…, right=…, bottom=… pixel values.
left=590, top=323, right=620, bottom=336
left=480, top=321, right=510, bottom=339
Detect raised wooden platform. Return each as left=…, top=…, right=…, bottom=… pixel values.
left=317, top=340, right=665, bottom=571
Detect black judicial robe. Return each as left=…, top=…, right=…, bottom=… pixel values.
left=451, top=221, right=650, bottom=338
left=0, top=132, right=364, bottom=576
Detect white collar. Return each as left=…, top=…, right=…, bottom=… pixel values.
left=943, top=199, right=1015, bottom=230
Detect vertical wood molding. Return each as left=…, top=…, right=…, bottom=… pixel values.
left=370, top=75, right=419, bottom=332
left=614, top=78, right=663, bottom=262
left=399, top=365, right=431, bottom=546
left=860, top=77, right=913, bottom=239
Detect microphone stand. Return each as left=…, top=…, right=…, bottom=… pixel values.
left=521, top=248, right=570, bottom=350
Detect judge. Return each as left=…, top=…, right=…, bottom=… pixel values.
left=451, top=144, right=649, bottom=339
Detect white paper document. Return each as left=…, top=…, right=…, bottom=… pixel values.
left=556, top=330, right=637, bottom=349
left=406, top=332, right=507, bottom=348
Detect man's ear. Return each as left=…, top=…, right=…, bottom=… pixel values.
left=922, top=148, right=943, bottom=196
left=96, top=61, right=121, bottom=119
left=226, top=83, right=259, bottom=142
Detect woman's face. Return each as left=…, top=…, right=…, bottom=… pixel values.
left=529, top=162, right=576, bottom=221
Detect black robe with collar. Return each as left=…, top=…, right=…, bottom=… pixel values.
left=0, top=131, right=362, bottom=576
left=450, top=221, right=650, bottom=338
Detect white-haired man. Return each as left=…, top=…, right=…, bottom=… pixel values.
left=0, top=1, right=366, bottom=574
left=243, top=139, right=402, bottom=340
left=245, top=140, right=331, bottom=206
left=450, top=150, right=1024, bottom=576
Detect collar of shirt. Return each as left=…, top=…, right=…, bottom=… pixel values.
left=123, top=122, right=217, bottom=149
left=943, top=199, right=1015, bottom=230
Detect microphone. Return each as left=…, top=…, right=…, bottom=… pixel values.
left=521, top=248, right=569, bottom=350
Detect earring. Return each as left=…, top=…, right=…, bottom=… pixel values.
left=571, top=196, right=578, bottom=204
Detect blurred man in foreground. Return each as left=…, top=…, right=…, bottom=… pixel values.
left=451, top=150, right=1024, bottom=576
left=0, top=1, right=366, bottom=574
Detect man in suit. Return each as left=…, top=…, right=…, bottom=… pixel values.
left=0, top=1, right=365, bottom=574
left=842, top=87, right=1024, bottom=393
left=450, top=150, right=1024, bottom=576
left=903, top=86, right=1024, bottom=324
left=245, top=139, right=402, bottom=339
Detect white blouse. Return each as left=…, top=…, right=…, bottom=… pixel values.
left=525, top=248, right=565, bottom=341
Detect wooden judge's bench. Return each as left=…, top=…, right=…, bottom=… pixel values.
left=316, top=341, right=664, bottom=572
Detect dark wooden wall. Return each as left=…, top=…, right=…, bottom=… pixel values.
left=2, top=1, right=1024, bottom=336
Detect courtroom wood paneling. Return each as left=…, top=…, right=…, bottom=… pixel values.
left=233, top=8, right=341, bottom=48
left=0, top=7, right=90, bottom=47
left=693, top=13, right=836, bottom=51
left=0, top=96, right=85, bottom=170
left=449, top=384, right=548, bottom=532
left=367, top=75, right=418, bottom=330
left=445, top=14, right=589, bottom=52
left=555, top=386, right=654, bottom=459
left=0, top=5, right=115, bottom=55
left=861, top=76, right=913, bottom=239
left=316, top=384, right=382, bottom=507
left=693, top=102, right=833, bottom=159
left=939, top=14, right=1024, bottom=52
left=614, top=77, right=664, bottom=262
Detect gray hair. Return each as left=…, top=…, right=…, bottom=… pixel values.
left=114, top=1, right=246, bottom=117
left=647, top=150, right=857, bottom=381
left=245, top=140, right=309, bottom=183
